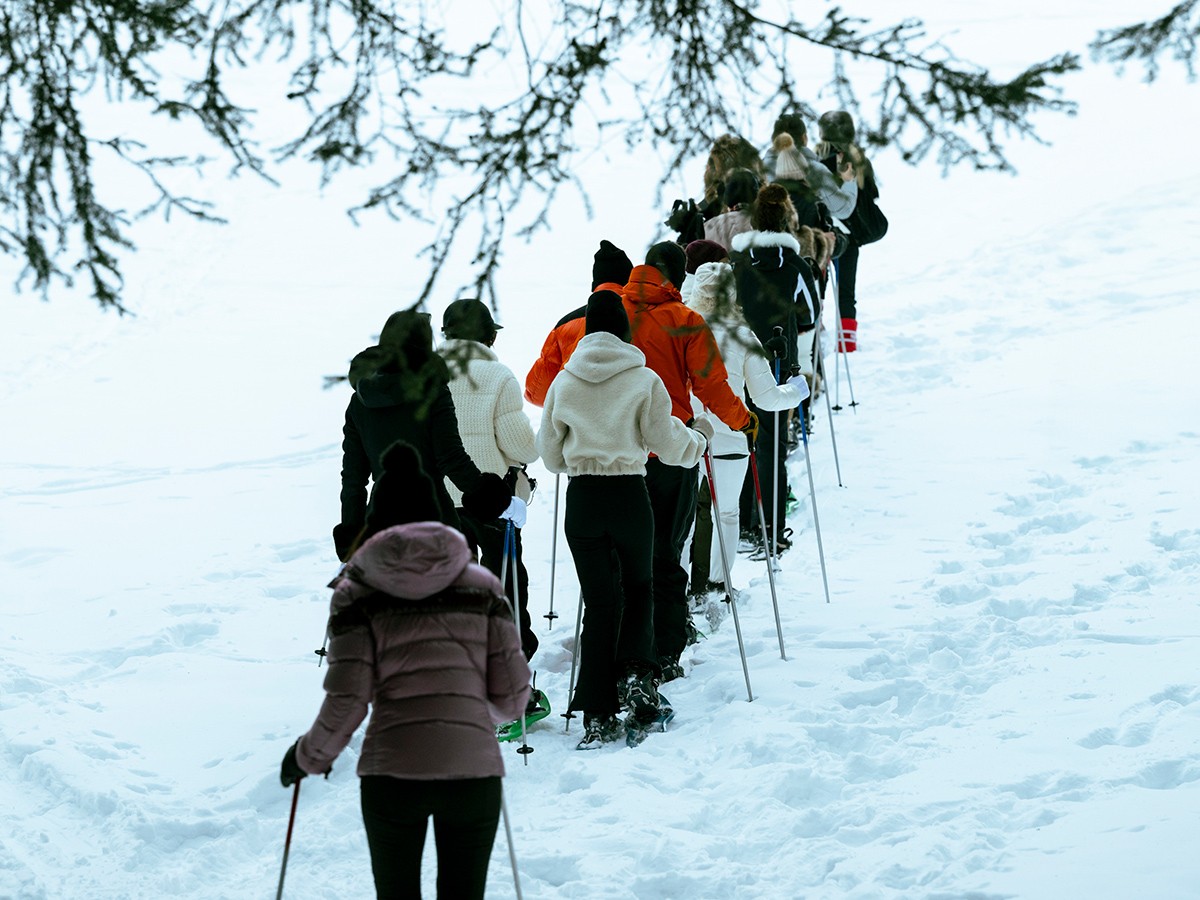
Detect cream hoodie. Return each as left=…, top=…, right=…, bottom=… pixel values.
left=537, top=332, right=706, bottom=476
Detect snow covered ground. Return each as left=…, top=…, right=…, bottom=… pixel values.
left=2, top=5, right=1199, bottom=898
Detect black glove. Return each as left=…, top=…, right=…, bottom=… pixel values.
left=461, top=472, right=513, bottom=521
left=280, top=741, right=307, bottom=788
left=332, top=522, right=361, bottom=562
left=765, top=334, right=788, bottom=358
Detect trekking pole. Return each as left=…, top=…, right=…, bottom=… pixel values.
left=544, top=474, right=561, bottom=628
left=704, top=446, right=756, bottom=699
left=500, top=521, right=533, bottom=762
left=829, top=263, right=858, bottom=412
left=771, top=327, right=784, bottom=558
left=747, top=447, right=786, bottom=661
left=797, top=412, right=833, bottom=604
left=275, top=781, right=300, bottom=900
left=500, top=784, right=525, bottom=900
left=808, top=322, right=845, bottom=487
left=562, top=592, right=583, bottom=732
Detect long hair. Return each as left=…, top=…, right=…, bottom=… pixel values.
left=702, top=135, right=765, bottom=206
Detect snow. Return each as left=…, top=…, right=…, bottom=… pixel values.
left=3, top=4, right=1200, bottom=898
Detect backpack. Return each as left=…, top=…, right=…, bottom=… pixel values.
left=845, top=174, right=888, bottom=245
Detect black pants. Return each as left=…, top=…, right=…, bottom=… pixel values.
left=460, top=511, right=538, bottom=661
left=645, top=457, right=700, bottom=667
left=752, top=400, right=789, bottom=536
left=565, top=475, right=656, bottom=714
left=360, top=775, right=500, bottom=900
left=835, top=238, right=859, bottom=320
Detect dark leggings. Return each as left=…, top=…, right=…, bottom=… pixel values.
left=835, top=238, right=859, bottom=320
left=360, top=775, right=501, bottom=900
left=565, top=474, right=657, bottom=714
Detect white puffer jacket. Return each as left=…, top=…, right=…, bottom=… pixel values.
left=439, top=339, right=538, bottom=507
left=685, top=262, right=807, bottom=457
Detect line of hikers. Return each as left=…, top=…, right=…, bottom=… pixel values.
left=280, top=108, right=884, bottom=899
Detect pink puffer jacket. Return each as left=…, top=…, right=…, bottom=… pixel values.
left=296, top=522, right=531, bottom=780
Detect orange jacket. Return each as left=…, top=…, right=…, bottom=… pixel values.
left=523, top=282, right=622, bottom=406
left=620, top=266, right=750, bottom=430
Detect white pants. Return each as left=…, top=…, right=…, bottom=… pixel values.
left=705, top=453, right=749, bottom=587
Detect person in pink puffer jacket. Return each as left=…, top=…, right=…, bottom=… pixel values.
left=282, top=442, right=530, bottom=900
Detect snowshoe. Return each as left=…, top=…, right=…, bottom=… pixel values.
left=496, top=688, right=551, bottom=742
left=620, top=667, right=662, bottom=720
left=625, top=695, right=675, bottom=748
left=684, top=617, right=706, bottom=646
left=575, top=713, right=624, bottom=750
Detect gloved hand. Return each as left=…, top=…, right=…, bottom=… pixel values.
left=501, top=496, right=527, bottom=529
left=462, top=472, right=513, bottom=521
left=689, top=413, right=715, bottom=443
left=764, top=334, right=788, bottom=358
left=739, top=410, right=760, bottom=445
left=280, top=741, right=307, bottom=788
left=332, top=522, right=361, bottom=562
left=785, top=373, right=811, bottom=401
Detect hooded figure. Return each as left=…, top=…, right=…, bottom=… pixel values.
left=537, top=290, right=709, bottom=750
left=336, top=310, right=510, bottom=560
left=284, top=506, right=530, bottom=899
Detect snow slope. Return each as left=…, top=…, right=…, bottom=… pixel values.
left=2, top=5, right=1199, bottom=898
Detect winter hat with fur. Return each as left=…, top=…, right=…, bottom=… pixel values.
left=645, top=241, right=687, bottom=289
left=750, top=183, right=795, bottom=234
left=772, top=133, right=808, bottom=181
left=584, top=290, right=631, bottom=341
left=592, top=240, right=634, bottom=289
left=817, top=110, right=856, bottom=150
left=685, top=239, right=727, bottom=274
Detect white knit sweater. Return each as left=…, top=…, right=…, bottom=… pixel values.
left=439, top=338, right=538, bottom=506
left=537, top=332, right=706, bottom=477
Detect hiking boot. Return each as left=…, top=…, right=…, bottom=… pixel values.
left=658, top=659, right=685, bottom=685
left=622, top=667, right=663, bottom=723
left=684, top=617, right=705, bottom=646
left=575, top=713, right=623, bottom=750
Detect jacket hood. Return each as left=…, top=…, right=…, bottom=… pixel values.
left=562, top=331, right=647, bottom=384
left=687, top=262, right=738, bottom=318
left=356, top=370, right=412, bottom=408
left=730, top=230, right=801, bottom=254
left=345, top=522, right=473, bottom=600
left=623, top=265, right=682, bottom=306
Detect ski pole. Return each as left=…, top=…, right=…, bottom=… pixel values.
left=703, top=447, right=755, bottom=700
left=796, top=412, right=833, bottom=604
left=544, top=474, right=561, bottom=627
left=747, top=446, right=786, bottom=660
left=829, top=262, right=858, bottom=411
left=500, top=784, right=525, bottom=900
left=276, top=780, right=300, bottom=900
left=562, top=591, right=583, bottom=732
left=771, top=327, right=784, bottom=558
left=500, top=520, right=533, bottom=761
left=808, top=327, right=845, bottom=487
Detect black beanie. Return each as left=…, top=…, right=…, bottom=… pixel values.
left=585, top=290, right=630, bottom=341
left=364, top=440, right=445, bottom=535
left=645, top=241, right=687, bottom=289
left=592, top=240, right=634, bottom=290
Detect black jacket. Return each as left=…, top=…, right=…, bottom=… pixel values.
left=340, top=374, right=482, bottom=530
left=729, top=230, right=820, bottom=373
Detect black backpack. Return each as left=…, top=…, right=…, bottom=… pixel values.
left=845, top=174, right=888, bottom=245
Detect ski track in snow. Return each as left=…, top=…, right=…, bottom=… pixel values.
left=4, top=35, right=1200, bottom=900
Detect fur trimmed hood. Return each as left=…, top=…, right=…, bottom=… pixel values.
left=730, top=230, right=801, bottom=254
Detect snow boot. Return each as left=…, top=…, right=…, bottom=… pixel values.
left=575, top=713, right=623, bottom=750
left=838, top=317, right=857, bottom=352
